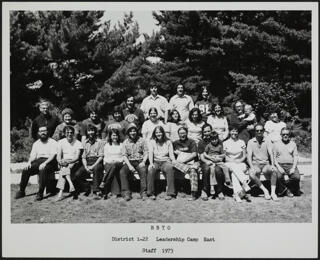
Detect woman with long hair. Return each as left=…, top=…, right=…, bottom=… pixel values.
left=195, top=86, right=212, bottom=122
left=99, top=129, right=123, bottom=199
left=165, top=109, right=186, bottom=142
left=185, top=107, right=205, bottom=144
left=207, top=103, right=229, bottom=142
left=147, top=126, right=176, bottom=200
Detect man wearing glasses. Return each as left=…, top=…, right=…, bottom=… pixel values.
left=247, top=124, right=279, bottom=201
left=273, top=128, right=301, bottom=197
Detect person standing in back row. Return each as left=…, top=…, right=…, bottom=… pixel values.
left=169, top=84, right=194, bottom=122
left=140, top=85, right=169, bottom=123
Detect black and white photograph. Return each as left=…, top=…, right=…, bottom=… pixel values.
left=2, top=1, right=318, bottom=258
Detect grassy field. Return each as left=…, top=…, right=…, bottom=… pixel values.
left=11, top=176, right=312, bottom=223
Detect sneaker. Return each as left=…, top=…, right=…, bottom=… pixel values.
left=15, top=190, right=25, bottom=199
left=55, top=195, right=63, bottom=202
left=165, top=195, right=173, bottom=200
left=69, top=186, right=75, bottom=193
left=149, top=195, right=156, bottom=200
left=243, top=194, right=252, bottom=202
left=271, top=193, right=279, bottom=201
left=103, top=194, right=108, bottom=200
left=286, top=190, right=294, bottom=198
left=201, top=190, right=209, bottom=201
left=124, top=195, right=132, bottom=201
left=264, top=192, right=271, bottom=200
left=188, top=192, right=197, bottom=201
left=234, top=196, right=242, bottom=203
left=34, top=194, right=43, bottom=201
left=140, top=192, right=148, bottom=200
left=225, top=182, right=233, bottom=189
left=99, top=182, right=105, bottom=189
left=93, top=193, right=102, bottom=200
left=218, top=192, right=225, bottom=200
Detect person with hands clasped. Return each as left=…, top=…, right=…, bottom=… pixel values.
left=120, top=123, right=149, bottom=201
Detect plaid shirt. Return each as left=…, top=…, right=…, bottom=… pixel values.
left=122, top=137, right=148, bottom=162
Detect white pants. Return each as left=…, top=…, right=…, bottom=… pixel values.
left=225, top=162, right=248, bottom=195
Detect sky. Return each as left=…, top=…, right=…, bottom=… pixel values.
left=102, top=11, right=160, bottom=36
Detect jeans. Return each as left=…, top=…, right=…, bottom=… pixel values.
left=148, top=161, right=175, bottom=196
left=201, top=163, right=225, bottom=195
left=101, top=162, right=123, bottom=195
left=277, top=163, right=300, bottom=195
left=120, top=160, right=147, bottom=196
left=73, top=163, right=103, bottom=193
left=19, top=157, right=57, bottom=195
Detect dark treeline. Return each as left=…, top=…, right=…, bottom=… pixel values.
left=10, top=10, right=311, bottom=127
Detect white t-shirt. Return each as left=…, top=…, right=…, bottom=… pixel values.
left=207, top=115, right=229, bottom=141
left=30, top=138, right=58, bottom=159
left=165, top=122, right=185, bottom=142
left=264, top=120, right=287, bottom=142
left=169, top=94, right=194, bottom=122
left=185, top=119, right=204, bottom=144
left=141, top=119, right=164, bottom=140
left=103, top=143, right=123, bottom=163
left=223, top=138, right=246, bottom=161
left=58, top=138, right=83, bottom=160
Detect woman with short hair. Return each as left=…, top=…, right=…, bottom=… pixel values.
left=141, top=107, right=164, bottom=140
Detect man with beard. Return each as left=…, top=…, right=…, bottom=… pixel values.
left=140, top=85, right=169, bottom=123
left=15, top=125, right=58, bottom=201
left=120, top=123, right=148, bottom=201
left=274, top=127, right=301, bottom=197
left=169, top=84, right=194, bottom=122
left=73, top=125, right=104, bottom=199
left=122, top=95, right=145, bottom=131
left=31, top=100, right=60, bottom=140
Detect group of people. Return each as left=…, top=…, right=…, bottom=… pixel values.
left=14, top=84, right=301, bottom=203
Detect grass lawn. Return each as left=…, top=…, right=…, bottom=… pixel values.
left=11, top=176, right=312, bottom=223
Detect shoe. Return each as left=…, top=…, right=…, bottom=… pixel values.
left=73, top=193, right=79, bottom=200
left=286, top=190, right=294, bottom=198
left=218, top=192, right=225, bottom=200
left=225, top=181, right=233, bottom=189
left=242, top=181, right=251, bottom=192
left=103, top=194, right=108, bottom=200
left=243, top=194, right=252, bottom=202
left=141, top=192, right=148, bottom=200
left=124, top=195, right=132, bottom=201
left=201, top=190, right=209, bottom=201
left=55, top=195, right=63, bottom=202
left=188, top=192, right=197, bottom=201
left=93, top=193, right=102, bottom=200
left=99, top=182, right=105, bottom=189
left=234, top=196, right=242, bottom=203
left=69, top=186, right=75, bottom=193
left=84, top=186, right=91, bottom=196
left=15, top=190, right=25, bottom=199
left=271, top=193, right=279, bottom=201
left=149, top=195, right=156, bottom=200
left=35, top=194, right=43, bottom=201
left=264, top=193, right=271, bottom=200
left=165, top=195, right=173, bottom=200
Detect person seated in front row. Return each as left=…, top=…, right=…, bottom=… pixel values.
left=15, top=125, right=58, bottom=201
left=120, top=123, right=148, bottom=201
left=172, top=126, right=199, bottom=201
left=99, top=129, right=123, bottom=199
left=72, top=125, right=104, bottom=200
left=55, top=126, right=83, bottom=201
left=203, top=131, right=232, bottom=197
left=148, top=126, right=176, bottom=200
left=247, top=124, right=278, bottom=201
left=52, top=108, right=81, bottom=141
left=273, top=127, right=301, bottom=197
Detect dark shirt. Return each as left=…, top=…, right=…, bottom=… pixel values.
left=227, top=112, right=250, bottom=144
left=204, top=142, right=224, bottom=156
left=31, top=114, right=60, bottom=140
left=80, top=118, right=105, bottom=139
left=123, top=107, right=145, bottom=130
left=197, top=139, right=211, bottom=154
left=173, top=138, right=197, bottom=153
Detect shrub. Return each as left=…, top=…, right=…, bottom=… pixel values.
left=11, top=127, right=33, bottom=163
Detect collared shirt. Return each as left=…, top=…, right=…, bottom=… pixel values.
left=58, top=138, right=83, bottom=160
left=169, top=94, right=194, bottom=121
left=123, top=107, right=145, bottom=129
left=30, top=138, right=58, bottom=159
left=140, top=94, right=169, bottom=119
left=82, top=138, right=104, bottom=159
left=122, top=137, right=148, bottom=162
left=273, top=140, right=298, bottom=164
left=31, top=114, right=60, bottom=140
left=247, top=137, right=271, bottom=164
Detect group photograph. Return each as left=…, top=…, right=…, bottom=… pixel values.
left=8, top=8, right=313, bottom=224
